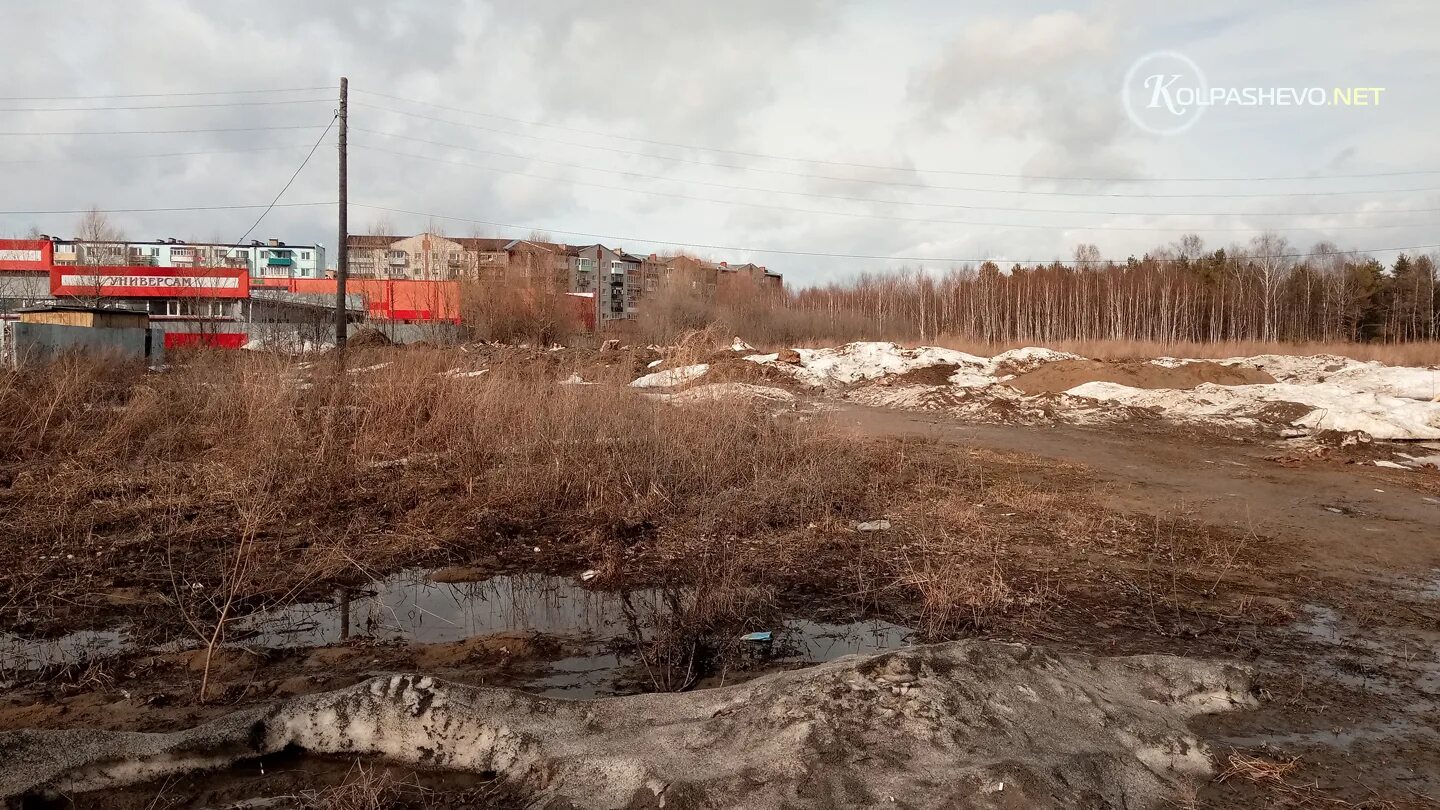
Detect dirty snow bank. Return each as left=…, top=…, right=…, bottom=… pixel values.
left=629, top=363, right=710, bottom=388
left=986, top=346, right=1084, bottom=375
left=649, top=382, right=795, bottom=404
left=747, top=342, right=987, bottom=387
left=1068, top=379, right=1440, bottom=440
left=724, top=342, right=1440, bottom=439
left=0, top=641, right=1252, bottom=809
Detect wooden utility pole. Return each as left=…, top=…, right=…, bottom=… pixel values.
left=335, top=76, right=349, bottom=350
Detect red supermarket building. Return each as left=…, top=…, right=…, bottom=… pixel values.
left=0, top=238, right=460, bottom=348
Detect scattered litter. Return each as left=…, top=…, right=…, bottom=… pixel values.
left=740, top=631, right=773, bottom=643
left=852, top=519, right=892, bottom=532
left=731, top=337, right=756, bottom=352
left=579, top=570, right=598, bottom=582
left=560, top=374, right=594, bottom=385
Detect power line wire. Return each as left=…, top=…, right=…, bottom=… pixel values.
left=0, top=144, right=324, bottom=165
left=0, top=99, right=333, bottom=112
left=0, top=202, right=333, bottom=215
left=351, top=202, right=1440, bottom=265
left=353, top=144, right=1433, bottom=234
left=352, top=89, right=1440, bottom=183
left=352, top=128, right=1440, bottom=220
left=232, top=114, right=338, bottom=245
left=0, top=125, right=330, bottom=136
left=0, top=86, right=336, bottom=101
left=352, top=102, right=1440, bottom=199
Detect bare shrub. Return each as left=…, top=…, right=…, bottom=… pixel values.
left=460, top=281, right=584, bottom=345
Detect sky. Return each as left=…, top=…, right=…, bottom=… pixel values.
left=1, top=0, right=1436, bottom=286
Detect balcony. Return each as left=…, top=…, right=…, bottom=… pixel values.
left=267, top=256, right=294, bottom=267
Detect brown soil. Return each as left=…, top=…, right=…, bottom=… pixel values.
left=886, top=363, right=961, bottom=386
left=1006, top=359, right=1275, bottom=394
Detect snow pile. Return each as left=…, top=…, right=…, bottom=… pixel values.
left=701, top=342, right=1440, bottom=439
left=629, top=363, right=710, bottom=388
left=0, top=642, right=1254, bottom=809
left=986, top=347, right=1084, bottom=375
left=1216, top=354, right=1361, bottom=385
left=748, top=342, right=987, bottom=387
left=652, top=383, right=795, bottom=404
left=1068, top=381, right=1440, bottom=440
left=241, top=337, right=334, bottom=355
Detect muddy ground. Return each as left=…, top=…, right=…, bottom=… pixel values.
left=1, top=350, right=1438, bottom=808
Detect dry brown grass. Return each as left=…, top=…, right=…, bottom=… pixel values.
left=0, top=349, right=919, bottom=640
left=1216, top=751, right=1302, bottom=785
left=0, top=349, right=1288, bottom=700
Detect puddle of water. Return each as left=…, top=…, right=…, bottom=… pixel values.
left=2, top=571, right=919, bottom=695
left=234, top=571, right=668, bottom=648
left=233, top=570, right=917, bottom=698
left=0, top=629, right=130, bottom=675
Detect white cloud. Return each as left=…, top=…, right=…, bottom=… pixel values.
left=0, top=0, right=1435, bottom=282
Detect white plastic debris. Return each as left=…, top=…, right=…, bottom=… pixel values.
left=852, top=519, right=892, bottom=532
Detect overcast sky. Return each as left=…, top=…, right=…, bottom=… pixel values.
left=2, top=0, right=1436, bottom=285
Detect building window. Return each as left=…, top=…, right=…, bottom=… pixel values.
left=165, top=300, right=180, bottom=316
left=577, top=257, right=595, bottom=273
left=300, top=251, right=311, bottom=260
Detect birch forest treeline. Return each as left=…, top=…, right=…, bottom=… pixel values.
left=784, top=235, right=1438, bottom=344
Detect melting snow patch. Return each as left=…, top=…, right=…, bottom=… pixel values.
left=985, top=347, right=1083, bottom=375
left=347, top=362, right=392, bottom=375
left=778, top=342, right=987, bottom=386
left=630, top=364, right=710, bottom=388
left=652, top=383, right=795, bottom=404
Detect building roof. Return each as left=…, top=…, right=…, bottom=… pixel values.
left=16, top=304, right=149, bottom=316
left=452, top=237, right=515, bottom=251
left=348, top=235, right=397, bottom=248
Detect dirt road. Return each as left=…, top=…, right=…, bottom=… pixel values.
left=838, top=404, right=1440, bottom=579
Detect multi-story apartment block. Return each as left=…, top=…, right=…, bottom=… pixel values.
left=346, top=233, right=782, bottom=322
left=52, top=237, right=325, bottom=279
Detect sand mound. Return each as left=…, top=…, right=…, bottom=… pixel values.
left=1008, top=359, right=1274, bottom=394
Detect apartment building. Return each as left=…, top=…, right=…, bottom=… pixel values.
left=346, top=233, right=782, bottom=322
left=50, top=237, right=325, bottom=279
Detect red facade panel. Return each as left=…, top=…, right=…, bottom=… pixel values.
left=163, top=332, right=248, bottom=350
left=0, top=239, right=54, bottom=272
left=51, top=266, right=250, bottom=299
